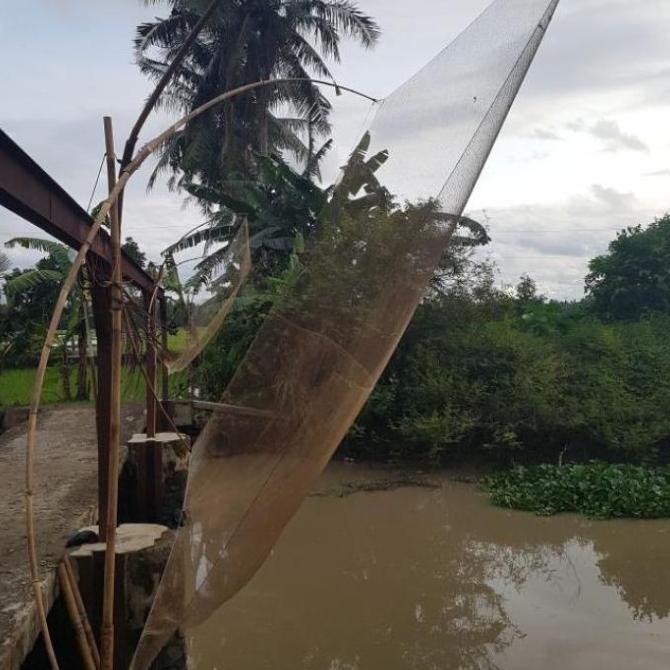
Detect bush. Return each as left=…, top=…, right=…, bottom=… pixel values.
left=345, top=300, right=670, bottom=465
left=486, top=462, right=670, bottom=518
left=193, top=274, right=670, bottom=467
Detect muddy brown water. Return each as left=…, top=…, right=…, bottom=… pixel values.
left=189, top=463, right=670, bottom=669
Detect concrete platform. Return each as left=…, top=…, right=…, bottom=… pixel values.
left=0, top=403, right=142, bottom=670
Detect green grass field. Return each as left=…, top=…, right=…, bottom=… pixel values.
left=167, top=328, right=190, bottom=351
left=0, top=367, right=78, bottom=405
left=0, top=366, right=186, bottom=407
left=0, top=329, right=191, bottom=407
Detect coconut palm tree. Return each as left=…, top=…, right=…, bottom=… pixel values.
left=4, top=238, right=91, bottom=401
left=135, top=0, right=380, bottom=190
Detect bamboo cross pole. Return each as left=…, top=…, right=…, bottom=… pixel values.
left=144, top=289, right=157, bottom=439
left=100, top=115, right=123, bottom=670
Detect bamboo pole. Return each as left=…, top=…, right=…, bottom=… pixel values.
left=58, top=563, right=97, bottom=670
left=122, top=304, right=190, bottom=449
left=100, top=115, right=123, bottom=670
left=63, top=555, right=100, bottom=669
left=23, top=77, right=376, bottom=666
left=159, top=297, right=170, bottom=412
left=144, top=289, right=157, bottom=439
left=25, top=497, right=59, bottom=669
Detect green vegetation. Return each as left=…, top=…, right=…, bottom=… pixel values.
left=0, top=366, right=186, bottom=407
left=586, top=214, right=670, bottom=321
left=0, top=367, right=69, bottom=406
left=347, top=299, right=670, bottom=466
left=190, top=214, right=670, bottom=479
left=486, top=463, right=670, bottom=519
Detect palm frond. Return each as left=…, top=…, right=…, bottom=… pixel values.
left=163, top=224, right=233, bottom=256
left=452, top=216, right=491, bottom=247
left=303, top=138, right=333, bottom=179
left=320, top=0, right=381, bottom=47
left=5, top=237, right=68, bottom=256
left=4, top=269, right=62, bottom=296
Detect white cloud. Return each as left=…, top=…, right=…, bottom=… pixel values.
left=2, top=0, right=670, bottom=301
left=567, top=119, right=648, bottom=152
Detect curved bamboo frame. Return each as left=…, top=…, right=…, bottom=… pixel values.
left=25, top=76, right=378, bottom=669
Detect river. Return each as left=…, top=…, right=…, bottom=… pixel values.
left=189, top=463, right=670, bottom=669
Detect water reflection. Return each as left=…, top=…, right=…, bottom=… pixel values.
left=189, top=464, right=670, bottom=669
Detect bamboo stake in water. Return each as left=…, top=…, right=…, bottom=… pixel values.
left=63, top=555, right=100, bottom=669
left=100, top=115, right=123, bottom=670
left=58, top=562, right=97, bottom=670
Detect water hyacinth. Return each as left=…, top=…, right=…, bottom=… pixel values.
left=486, top=462, right=670, bottom=519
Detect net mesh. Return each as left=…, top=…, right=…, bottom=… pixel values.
left=160, top=223, right=252, bottom=375
left=131, top=1, right=559, bottom=666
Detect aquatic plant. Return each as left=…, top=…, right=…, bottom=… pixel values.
left=486, top=462, right=670, bottom=519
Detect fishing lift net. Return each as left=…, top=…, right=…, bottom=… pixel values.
left=131, top=0, right=559, bottom=666
left=160, top=223, right=252, bottom=375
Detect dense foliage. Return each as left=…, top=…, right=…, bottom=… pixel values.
left=136, top=0, right=379, bottom=190
left=191, top=213, right=670, bottom=468
left=586, top=214, right=670, bottom=320
left=486, top=463, right=670, bottom=518
left=346, top=296, right=670, bottom=465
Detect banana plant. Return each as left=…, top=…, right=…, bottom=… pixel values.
left=164, top=131, right=488, bottom=297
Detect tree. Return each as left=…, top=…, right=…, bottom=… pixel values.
left=516, top=274, right=541, bottom=303
left=4, top=238, right=90, bottom=400
left=585, top=214, right=670, bottom=321
left=122, top=236, right=147, bottom=269
left=135, top=0, right=380, bottom=190
left=0, top=252, right=12, bottom=368
left=165, top=152, right=329, bottom=281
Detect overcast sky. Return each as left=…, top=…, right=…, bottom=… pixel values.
left=2, top=0, right=669, bottom=299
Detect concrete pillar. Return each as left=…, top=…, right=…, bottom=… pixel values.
left=124, top=432, right=190, bottom=527
left=69, top=524, right=183, bottom=669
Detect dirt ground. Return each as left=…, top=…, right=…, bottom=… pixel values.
left=0, top=403, right=142, bottom=670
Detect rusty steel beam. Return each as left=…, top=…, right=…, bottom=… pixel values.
left=0, top=127, right=157, bottom=294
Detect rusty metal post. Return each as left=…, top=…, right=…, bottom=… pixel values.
left=144, top=291, right=157, bottom=439
left=158, top=296, right=172, bottom=431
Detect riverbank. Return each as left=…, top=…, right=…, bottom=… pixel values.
left=323, top=458, right=670, bottom=520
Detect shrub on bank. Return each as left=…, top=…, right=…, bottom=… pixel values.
left=346, top=306, right=670, bottom=466
left=194, top=292, right=670, bottom=466
left=486, top=462, right=670, bottom=519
